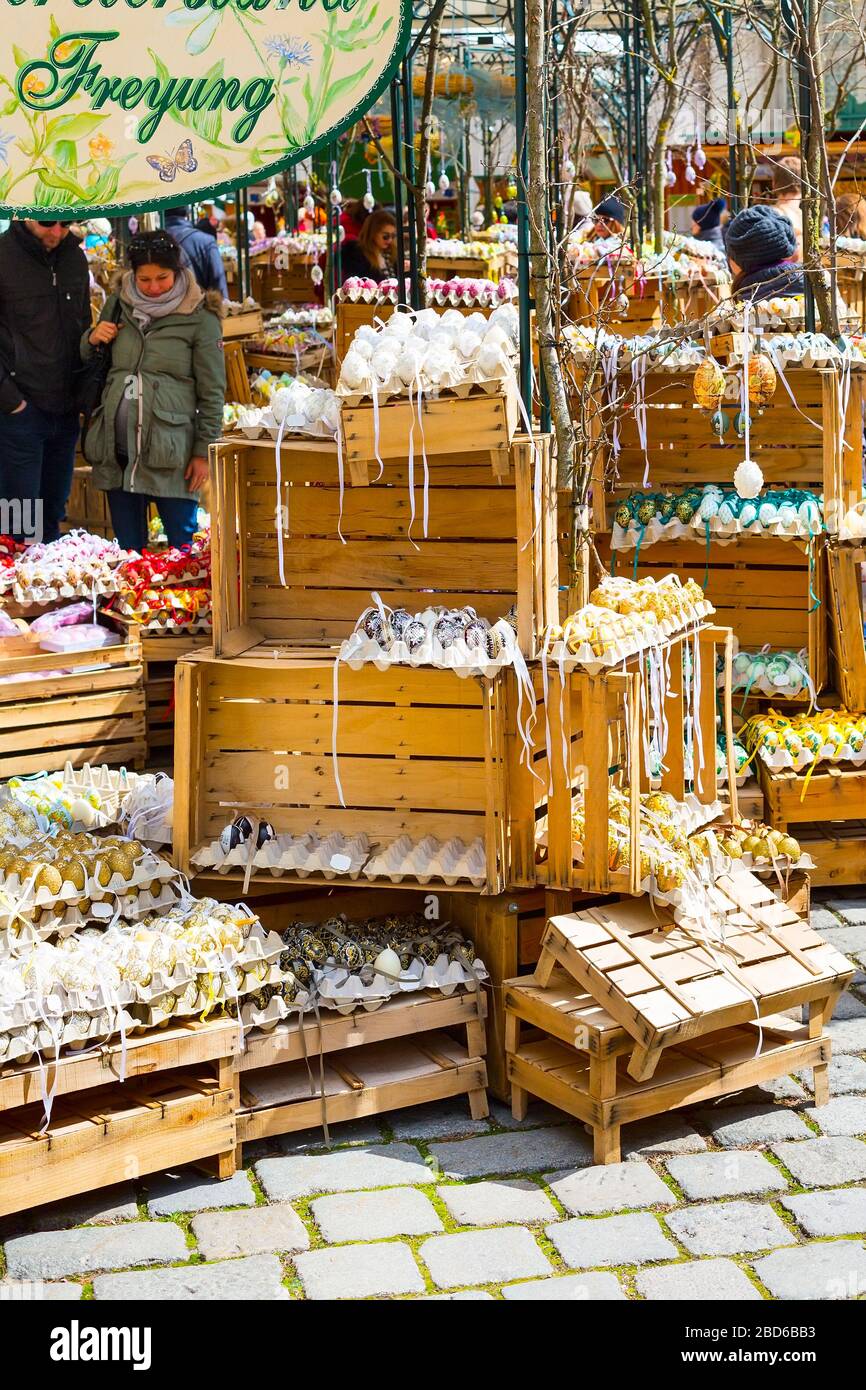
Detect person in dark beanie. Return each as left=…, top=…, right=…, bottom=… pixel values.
left=724, top=205, right=805, bottom=302
left=164, top=207, right=227, bottom=297
left=592, top=195, right=627, bottom=238
left=691, top=197, right=727, bottom=250
left=0, top=218, right=91, bottom=542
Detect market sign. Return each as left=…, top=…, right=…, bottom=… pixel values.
left=0, top=0, right=412, bottom=217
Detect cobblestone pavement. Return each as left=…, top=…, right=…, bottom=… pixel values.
left=2, top=894, right=866, bottom=1301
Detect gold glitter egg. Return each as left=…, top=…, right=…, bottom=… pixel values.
left=748, top=354, right=777, bottom=407
left=693, top=357, right=726, bottom=411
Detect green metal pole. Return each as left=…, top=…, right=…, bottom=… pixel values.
left=513, top=0, right=533, bottom=414
left=401, top=56, right=421, bottom=310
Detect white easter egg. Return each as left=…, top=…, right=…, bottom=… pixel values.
left=373, top=947, right=402, bottom=978
left=457, top=330, right=482, bottom=359
left=733, top=458, right=764, bottom=500
left=339, top=351, right=368, bottom=389
left=385, top=310, right=414, bottom=342
left=354, top=324, right=378, bottom=346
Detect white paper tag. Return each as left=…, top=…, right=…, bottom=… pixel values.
left=329, top=852, right=352, bottom=872
left=92, top=903, right=113, bottom=919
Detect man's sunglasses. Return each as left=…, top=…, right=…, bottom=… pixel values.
left=33, top=219, right=72, bottom=228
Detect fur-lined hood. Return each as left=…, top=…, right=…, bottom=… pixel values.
left=109, top=267, right=225, bottom=317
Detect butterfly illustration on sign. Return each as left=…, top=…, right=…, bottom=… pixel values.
left=146, top=138, right=199, bottom=183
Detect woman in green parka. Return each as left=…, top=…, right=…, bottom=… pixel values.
left=82, top=228, right=226, bottom=551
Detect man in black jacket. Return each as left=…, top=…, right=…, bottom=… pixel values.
left=0, top=218, right=91, bottom=542
left=165, top=207, right=228, bottom=297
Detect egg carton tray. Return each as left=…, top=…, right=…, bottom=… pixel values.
left=755, top=743, right=866, bottom=773
left=611, top=514, right=821, bottom=551
left=8, top=575, right=126, bottom=605
left=361, top=834, right=487, bottom=888
left=550, top=601, right=715, bottom=674
left=338, top=623, right=518, bottom=680
left=138, top=615, right=212, bottom=635
left=191, top=831, right=371, bottom=880
left=313, top=959, right=488, bottom=1015
left=336, top=373, right=512, bottom=408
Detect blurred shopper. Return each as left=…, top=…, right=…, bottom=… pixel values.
left=165, top=206, right=228, bottom=297
left=340, top=209, right=398, bottom=284
left=771, top=157, right=804, bottom=253
left=725, top=205, right=805, bottom=301
left=691, top=197, right=727, bottom=250
left=836, top=193, right=866, bottom=239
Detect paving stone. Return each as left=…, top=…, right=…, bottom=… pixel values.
left=5, top=1221, right=187, bottom=1280
left=782, top=1188, right=866, bottom=1237
left=810, top=906, right=844, bottom=933
left=665, top=1150, right=788, bottom=1200
left=437, top=1179, right=557, bottom=1227
left=819, top=925, right=866, bottom=954
left=502, top=1272, right=626, bottom=1301
left=664, top=1201, right=794, bottom=1256
left=714, top=1074, right=807, bottom=1104
left=93, top=1254, right=289, bottom=1301
left=269, top=1117, right=385, bottom=1153
left=544, top=1161, right=675, bottom=1216
left=805, top=1095, right=866, bottom=1136
left=387, top=1100, right=490, bottom=1140
left=420, top=1291, right=494, bottom=1300
left=0, top=1183, right=138, bottom=1238
left=0, top=1281, right=83, bottom=1301
left=146, top=1169, right=255, bottom=1217
left=488, top=1099, right=569, bottom=1131
left=696, top=1104, right=812, bottom=1147
left=255, top=1143, right=431, bottom=1201
left=752, top=1240, right=866, bottom=1300
left=831, top=991, right=866, bottom=1021
left=311, top=1187, right=442, bottom=1242
left=191, top=1205, right=310, bottom=1260
left=294, top=1241, right=424, bottom=1299
left=429, top=1125, right=592, bottom=1180
left=546, top=1212, right=677, bottom=1268
left=826, top=1017, right=866, bottom=1054
left=620, top=1116, right=707, bottom=1159
left=636, top=1260, right=762, bottom=1302
left=827, top=1055, right=866, bottom=1094
left=826, top=903, right=866, bottom=927
left=771, top=1136, right=866, bottom=1187
left=420, top=1227, right=551, bottom=1288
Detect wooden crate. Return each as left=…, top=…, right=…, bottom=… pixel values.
left=224, top=340, right=252, bottom=405
left=427, top=251, right=506, bottom=281
left=63, top=463, right=112, bottom=538
left=597, top=367, right=863, bottom=534
left=538, top=625, right=735, bottom=894
left=252, top=255, right=319, bottom=307
left=535, top=877, right=853, bottom=1083
left=339, top=383, right=520, bottom=472
left=223, top=306, right=264, bottom=341
left=334, top=300, right=498, bottom=364
left=507, top=971, right=831, bottom=1164
left=0, top=617, right=146, bottom=776
left=236, top=989, right=487, bottom=1157
left=173, top=649, right=542, bottom=895
left=792, top=821, right=866, bottom=888
left=210, top=433, right=557, bottom=659
left=827, top=543, right=866, bottom=709
left=759, top=761, right=866, bottom=833
left=602, top=537, right=829, bottom=695
left=0, top=1019, right=239, bottom=1217
left=140, top=631, right=211, bottom=758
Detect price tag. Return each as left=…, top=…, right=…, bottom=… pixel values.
left=329, top=852, right=352, bottom=872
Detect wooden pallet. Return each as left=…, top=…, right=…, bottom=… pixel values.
left=826, top=543, right=866, bottom=710
left=236, top=989, right=487, bottom=1158
left=173, top=648, right=542, bottom=894
left=210, top=433, right=557, bottom=659
left=0, top=1019, right=239, bottom=1217
left=758, top=760, right=866, bottom=832
left=0, top=617, right=146, bottom=776
left=536, top=876, right=853, bottom=1083
left=538, top=625, right=735, bottom=893
left=507, top=971, right=830, bottom=1164
left=339, top=383, right=520, bottom=472
left=602, top=537, right=829, bottom=695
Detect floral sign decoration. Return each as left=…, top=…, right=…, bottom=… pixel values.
left=0, top=0, right=412, bottom=216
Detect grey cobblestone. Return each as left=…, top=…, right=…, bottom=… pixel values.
left=797, top=1054, right=866, bottom=1095
left=146, top=1170, right=255, bottom=1217
left=620, top=1116, right=707, bottom=1158
left=545, top=1160, right=675, bottom=1215
left=428, top=1126, right=592, bottom=1179
left=781, top=1188, right=866, bottom=1237
left=93, top=1255, right=289, bottom=1301
left=636, top=1259, right=762, bottom=1301
left=751, top=1240, right=866, bottom=1300
left=5, top=1222, right=187, bottom=1280
left=436, top=1179, right=557, bottom=1227
left=0, top=1184, right=137, bottom=1238
left=387, top=1101, right=490, bottom=1141
left=420, top=1227, right=552, bottom=1287
left=255, top=1144, right=431, bottom=1201
left=770, top=1136, right=866, bottom=1187
left=502, top=1272, right=626, bottom=1300
left=830, top=992, right=866, bottom=1021
left=546, top=1212, right=678, bottom=1268
left=665, top=1150, right=788, bottom=1200
left=191, top=1205, right=310, bottom=1260
left=0, top=1281, right=83, bottom=1301
left=294, top=1241, right=424, bottom=1299
left=311, top=1187, right=442, bottom=1242
left=826, top=1017, right=866, bottom=1053
left=804, top=1096, right=866, bottom=1135
left=664, top=1201, right=794, bottom=1256
left=696, top=1104, right=812, bottom=1147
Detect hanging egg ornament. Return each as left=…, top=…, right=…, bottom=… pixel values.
left=747, top=354, right=777, bottom=408
left=438, top=172, right=450, bottom=192
left=329, top=186, right=342, bottom=208
left=507, top=182, right=517, bottom=199
left=562, top=157, right=576, bottom=180
left=310, top=264, right=324, bottom=286
left=711, top=409, right=729, bottom=438
left=303, top=194, right=315, bottom=215
left=733, top=458, right=764, bottom=500
left=425, top=180, right=435, bottom=198
left=693, top=357, right=726, bottom=412
left=362, top=190, right=375, bottom=211
left=734, top=410, right=748, bottom=437
left=264, top=177, right=280, bottom=208
left=219, top=816, right=253, bottom=854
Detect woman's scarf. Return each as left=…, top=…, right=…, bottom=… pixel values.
left=121, top=267, right=197, bottom=328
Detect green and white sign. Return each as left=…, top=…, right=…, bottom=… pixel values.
left=0, top=0, right=412, bottom=216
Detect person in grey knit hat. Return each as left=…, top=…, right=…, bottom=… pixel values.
left=724, top=204, right=805, bottom=301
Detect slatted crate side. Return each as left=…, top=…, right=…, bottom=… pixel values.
left=211, top=435, right=557, bottom=659
left=339, top=386, right=520, bottom=471
left=599, top=536, right=829, bottom=692
left=0, top=687, right=147, bottom=777
left=758, top=762, right=866, bottom=831
left=173, top=651, right=538, bottom=893
left=63, top=463, right=113, bottom=538
left=793, top=820, right=866, bottom=888
left=427, top=253, right=505, bottom=280
left=827, top=544, right=866, bottom=710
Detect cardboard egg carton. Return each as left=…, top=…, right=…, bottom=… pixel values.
left=191, top=831, right=371, bottom=880
left=313, top=956, right=488, bottom=1014
left=362, top=835, right=487, bottom=888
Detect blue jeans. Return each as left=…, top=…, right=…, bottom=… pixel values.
left=0, top=402, right=79, bottom=543
left=107, top=488, right=198, bottom=552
